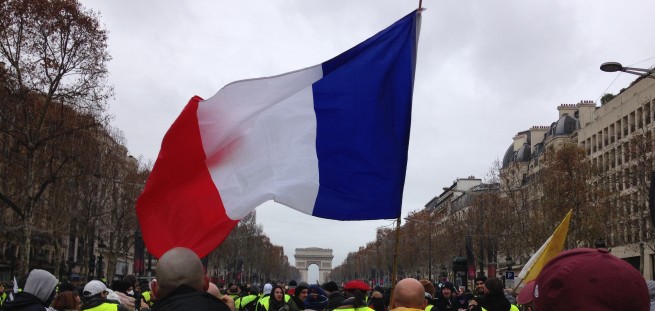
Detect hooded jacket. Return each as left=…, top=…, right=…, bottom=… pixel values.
left=3, top=269, right=58, bottom=311
left=1, top=292, right=49, bottom=311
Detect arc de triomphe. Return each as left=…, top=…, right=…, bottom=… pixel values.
left=294, top=248, right=333, bottom=283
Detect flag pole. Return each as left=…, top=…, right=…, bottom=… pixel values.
left=389, top=216, right=402, bottom=307
left=418, top=0, right=423, bottom=10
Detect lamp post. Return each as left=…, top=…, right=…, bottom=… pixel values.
left=600, top=62, right=655, bottom=79
left=97, top=240, right=106, bottom=279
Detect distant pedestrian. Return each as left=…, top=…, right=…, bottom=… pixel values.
left=2, top=269, right=58, bottom=311
left=321, top=282, right=343, bottom=311
left=257, top=285, right=299, bottom=311
left=418, top=280, right=435, bottom=311
left=468, top=277, right=517, bottom=311
left=292, top=285, right=308, bottom=310
left=473, top=276, right=486, bottom=298
left=433, top=282, right=461, bottom=311
left=336, top=280, right=373, bottom=311
left=368, top=287, right=385, bottom=311
left=304, top=285, right=329, bottom=311
left=80, top=280, right=130, bottom=311
left=50, top=291, right=82, bottom=311
left=235, top=284, right=261, bottom=311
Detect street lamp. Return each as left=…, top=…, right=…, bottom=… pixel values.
left=97, top=239, right=106, bottom=279
left=600, top=62, right=655, bottom=79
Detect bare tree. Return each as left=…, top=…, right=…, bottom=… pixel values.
left=0, top=0, right=111, bottom=275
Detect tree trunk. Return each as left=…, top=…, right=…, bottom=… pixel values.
left=19, top=214, right=34, bottom=277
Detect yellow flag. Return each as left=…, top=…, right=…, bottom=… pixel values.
left=517, top=209, right=572, bottom=284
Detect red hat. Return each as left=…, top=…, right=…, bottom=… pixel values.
left=516, top=281, right=535, bottom=305
left=533, top=248, right=649, bottom=311
left=343, top=280, right=371, bottom=291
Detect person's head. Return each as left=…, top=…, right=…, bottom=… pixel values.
left=419, top=279, right=435, bottom=298
left=151, top=247, right=208, bottom=300
left=321, top=281, right=339, bottom=294
left=110, top=280, right=132, bottom=295
left=263, top=283, right=273, bottom=296
left=51, top=291, right=82, bottom=311
left=249, top=284, right=260, bottom=295
left=82, top=280, right=109, bottom=300
left=392, top=278, right=427, bottom=310
left=474, top=276, right=487, bottom=294
left=24, top=269, right=59, bottom=305
left=272, top=285, right=285, bottom=302
left=441, top=281, right=456, bottom=299
left=123, top=275, right=137, bottom=293
left=304, top=285, right=329, bottom=311
left=228, top=283, right=240, bottom=294
left=59, top=282, right=76, bottom=293
left=483, top=277, right=504, bottom=296
left=533, top=248, right=649, bottom=311
left=295, top=285, right=308, bottom=301
left=343, top=280, right=370, bottom=300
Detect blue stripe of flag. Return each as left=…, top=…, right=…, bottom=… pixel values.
left=311, top=10, right=418, bottom=220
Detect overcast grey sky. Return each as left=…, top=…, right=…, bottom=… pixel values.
left=80, top=0, right=655, bottom=270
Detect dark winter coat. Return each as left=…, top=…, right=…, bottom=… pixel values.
left=1, top=292, right=48, bottom=311
left=433, top=295, right=462, bottom=311
left=152, top=285, right=231, bottom=311
left=472, top=294, right=511, bottom=311
left=326, top=292, right=345, bottom=311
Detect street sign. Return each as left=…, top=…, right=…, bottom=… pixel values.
left=505, top=271, right=515, bottom=280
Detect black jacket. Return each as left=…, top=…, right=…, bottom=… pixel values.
left=325, top=292, right=344, bottom=311
left=1, top=292, right=48, bottom=311
left=152, top=285, right=231, bottom=311
left=433, top=295, right=462, bottom=311
left=475, top=294, right=511, bottom=311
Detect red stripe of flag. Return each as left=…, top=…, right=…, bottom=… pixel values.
left=136, top=96, right=239, bottom=258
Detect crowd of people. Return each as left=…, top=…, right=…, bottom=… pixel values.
left=0, top=247, right=653, bottom=311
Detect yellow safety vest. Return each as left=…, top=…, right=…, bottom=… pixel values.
left=257, top=295, right=292, bottom=311
left=237, top=294, right=260, bottom=310
left=142, top=291, right=151, bottom=305
left=480, top=305, right=519, bottom=311
left=83, top=302, right=119, bottom=311
left=425, top=305, right=433, bottom=311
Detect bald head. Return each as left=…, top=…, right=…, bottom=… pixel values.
left=392, top=278, right=427, bottom=309
left=155, top=247, right=206, bottom=298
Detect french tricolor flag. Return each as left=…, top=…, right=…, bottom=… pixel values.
left=137, top=10, right=421, bottom=258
